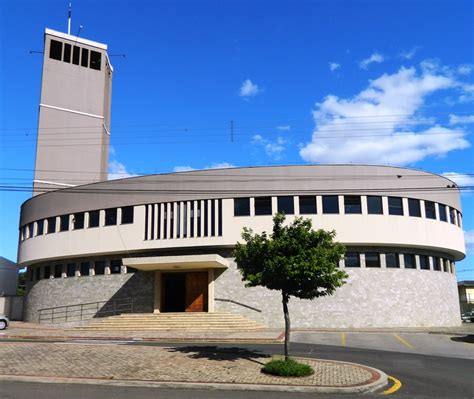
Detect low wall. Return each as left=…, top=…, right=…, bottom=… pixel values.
left=0, top=296, right=24, bottom=320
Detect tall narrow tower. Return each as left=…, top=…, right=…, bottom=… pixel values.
left=33, top=28, right=112, bottom=195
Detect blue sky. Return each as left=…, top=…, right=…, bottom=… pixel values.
left=0, top=0, right=473, bottom=279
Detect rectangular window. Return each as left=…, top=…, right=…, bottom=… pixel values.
left=36, top=219, right=44, bottom=236
left=419, top=255, right=430, bottom=270
left=105, top=208, right=117, bottom=226
left=218, top=199, right=223, bottom=236
left=408, top=198, right=421, bottom=217
left=299, top=196, right=317, bottom=214
left=211, top=200, right=216, bottom=236
left=110, top=260, right=122, bottom=274
left=28, top=223, right=34, bottom=238
left=59, top=215, right=69, bottom=232
left=90, top=50, right=101, bottom=70
left=66, top=263, right=76, bottom=277
left=234, top=198, right=250, bottom=216
left=365, top=252, right=380, bottom=267
left=80, top=262, right=90, bottom=276
left=63, top=43, right=71, bottom=63
left=94, top=261, right=105, bottom=275
left=344, top=196, right=361, bottom=214
left=388, top=197, right=403, bottom=216
left=367, top=196, right=383, bottom=214
left=121, top=206, right=134, bottom=224
left=386, top=253, right=400, bottom=268
left=425, top=201, right=436, bottom=219
left=404, top=254, right=416, bottom=269
left=345, top=252, right=360, bottom=267
left=88, top=210, right=100, bottom=228
left=322, top=195, right=339, bottom=214
left=47, top=217, right=56, bottom=234
left=72, top=45, right=80, bottom=65
left=54, top=265, right=62, bottom=278
left=204, top=201, right=208, bottom=236
left=433, top=257, right=441, bottom=271
left=449, top=208, right=456, bottom=224
left=36, top=267, right=41, bottom=281
left=73, top=212, right=84, bottom=229
left=255, top=197, right=272, bottom=215
left=445, top=259, right=451, bottom=273
left=81, top=48, right=89, bottom=67
left=277, top=196, right=294, bottom=215
left=49, top=39, right=62, bottom=60
left=44, top=265, right=51, bottom=279
left=439, top=204, right=447, bottom=222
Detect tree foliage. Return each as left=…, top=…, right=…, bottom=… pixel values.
left=235, top=213, right=347, bottom=300
left=234, top=213, right=347, bottom=360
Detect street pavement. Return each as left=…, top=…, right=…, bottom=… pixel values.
left=0, top=339, right=473, bottom=398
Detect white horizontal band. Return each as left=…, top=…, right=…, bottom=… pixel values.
left=34, top=180, right=77, bottom=187
left=40, top=104, right=104, bottom=120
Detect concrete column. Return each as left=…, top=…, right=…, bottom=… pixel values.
left=208, top=269, right=215, bottom=313
left=154, top=271, right=161, bottom=313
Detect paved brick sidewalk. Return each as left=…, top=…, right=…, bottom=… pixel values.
left=0, top=342, right=386, bottom=392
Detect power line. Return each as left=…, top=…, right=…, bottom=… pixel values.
left=1, top=109, right=473, bottom=132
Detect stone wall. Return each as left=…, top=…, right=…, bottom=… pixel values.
left=214, top=260, right=462, bottom=328
left=24, top=271, right=154, bottom=322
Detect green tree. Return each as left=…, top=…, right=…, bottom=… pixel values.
left=234, top=213, right=347, bottom=360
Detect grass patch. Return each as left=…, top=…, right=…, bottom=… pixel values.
left=261, top=358, right=314, bottom=377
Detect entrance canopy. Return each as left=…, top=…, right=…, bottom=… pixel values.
left=122, top=254, right=229, bottom=271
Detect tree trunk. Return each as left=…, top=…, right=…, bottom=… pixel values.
left=282, top=292, right=290, bottom=361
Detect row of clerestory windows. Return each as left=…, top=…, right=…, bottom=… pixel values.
left=49, top=39, right=102, bottom=71
left=20, top=206, right=134, bottom=241
left=233, top=195, right=462, bottom=227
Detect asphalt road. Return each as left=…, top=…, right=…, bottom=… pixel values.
left=0, top=341, right=473, bottom=399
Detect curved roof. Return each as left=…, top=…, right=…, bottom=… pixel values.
left=20, top=164, right=461, bottom=226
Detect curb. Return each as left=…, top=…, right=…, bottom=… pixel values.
left=0, top=334, right=284, bottom=344
left=0, top=358, right=388, bottom=394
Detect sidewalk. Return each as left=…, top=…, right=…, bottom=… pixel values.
left=0, top=341, right=387, bottom=394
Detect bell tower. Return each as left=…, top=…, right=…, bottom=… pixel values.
left=33, top=28, right=112, bottom=195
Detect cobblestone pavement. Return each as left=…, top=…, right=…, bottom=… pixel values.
left=0, top=342, right=380, bottom=388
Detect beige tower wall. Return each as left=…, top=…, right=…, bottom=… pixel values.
left=33, top=29, right=112, bottom=195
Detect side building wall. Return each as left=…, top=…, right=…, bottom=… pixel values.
left=214, top=260, right=461, bottom=328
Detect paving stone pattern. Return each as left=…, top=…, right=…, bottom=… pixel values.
left=0, top=342, right=373, bottom=387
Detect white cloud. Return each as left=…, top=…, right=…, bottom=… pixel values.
left=359, top=52, right=384, bottom=69
left=400, top=47, right=419, bottom=60
left=464, top=230, right=474, bottom=251
left=239, top=79, right=261, bottom=97
left=173, top=163, right=235, bottom=173
left=449, top=114, right=474, bottom=125
left=276, top=125, right=291, bottom=131
left=173, top=166, right=195, bottom=172
left=299, top=66, right=470, bottom=164
left=252, top=134, right=287, bottom=160
left=329, top=62, right=341, bottom=72
left=206, top=162, right=235, bottom=169
left=108, top=160, right=139, bottom=180
left=442, top=172, right=474, bottom=187
left=459, top=83, right=474, bottom=103
left=458, top=64, right=472, bottom=75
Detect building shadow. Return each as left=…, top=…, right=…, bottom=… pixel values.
left=450, top=335, right=474, bottom=344
left=167, top=345, right=269, bottom=365
left=94, top=271, right=154, bottom=318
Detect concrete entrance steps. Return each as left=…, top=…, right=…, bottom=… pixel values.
left=75, top=312, right=267, bottom=331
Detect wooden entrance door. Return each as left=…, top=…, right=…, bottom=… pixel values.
left=185, top=272, right=208, bottom=312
